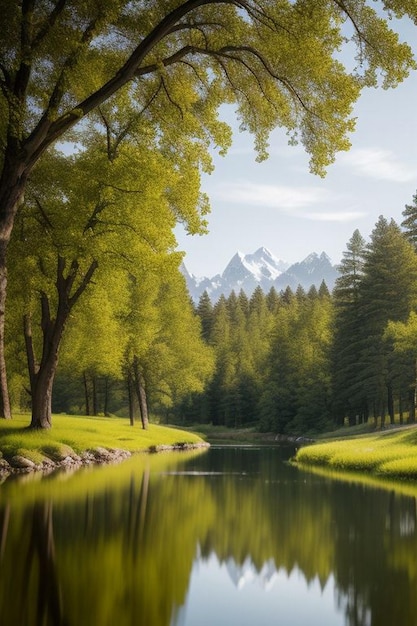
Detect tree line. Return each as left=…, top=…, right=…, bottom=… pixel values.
left=7, top=190, right=417, bottom=435
left=174, top=195, right=417, bottom=434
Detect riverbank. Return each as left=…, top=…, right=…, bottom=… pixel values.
left=294, top=423, right=417, bottom=480
left=179, top=423, right=313, bottom=445
left=181, top=422, right=417, bottom=481
left=0, top=414, right=209, bottom=478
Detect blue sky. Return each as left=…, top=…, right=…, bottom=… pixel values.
left=175, top=18, right=417, bottom=278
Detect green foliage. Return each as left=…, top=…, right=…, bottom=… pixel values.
left=182, top=194, right=417, bottom=435
left=259, top=288, right=333, bottom=434
left=5, top=114, right=216, bottom=424
left=331, top=212, right=417, bottom=427
left=401, top=190, right=417, bottom=247
left=0, top=0, right=417, bottom=426
left=5, top=0, right=415, bottom=181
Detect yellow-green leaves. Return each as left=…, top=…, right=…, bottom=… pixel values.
left=2, top=1, right=416, bottom=173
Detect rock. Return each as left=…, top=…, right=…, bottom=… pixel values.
left=91, top=446, right=112, bottom=461
left=80, top=451, right=96, bottom=464
left=10, top=455, right=35, bottom=469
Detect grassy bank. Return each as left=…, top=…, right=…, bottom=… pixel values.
left=0, top=413, right=207, bottom=472
left=295, top=425, right=417, bottom=479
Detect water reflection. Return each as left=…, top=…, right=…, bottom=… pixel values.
left=1, top=446, right=417, bottom=625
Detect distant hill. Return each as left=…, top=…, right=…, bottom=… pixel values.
left=181, top=247, right=339, bottom=302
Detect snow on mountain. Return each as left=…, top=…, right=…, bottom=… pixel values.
left=182, top=249, right=339, bottom=302
left=274, top=252, right=338, bottom=292
left=226, top=556, right=278, bottom=591
left=240, top=246, right=288, bottom=281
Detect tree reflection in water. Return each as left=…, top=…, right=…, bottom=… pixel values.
left=0, top=447, right=417, bottom=626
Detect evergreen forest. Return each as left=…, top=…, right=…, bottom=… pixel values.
left=16, top=194, right=417, bottom=436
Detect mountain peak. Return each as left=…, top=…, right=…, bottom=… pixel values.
left=253, top=246, right=274, bottom=257
left=298, top=251, right=332, bottom=266
left=302, top=252, right=319, bottom=264
left=182, top=248, right=339, bottom=302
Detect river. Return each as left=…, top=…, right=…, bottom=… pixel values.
left=1, top=444, right=417, bottom=625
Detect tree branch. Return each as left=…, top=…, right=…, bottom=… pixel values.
left=40, top=291, right=51, bottom=332
left=23, top=312, right=38, bottom=387
left=33, top=195, right=54, bottom=230
left=14, top=0, right=35, bottom=103
left=83, top=199, right=113, bottom=233
left=24, top=0, right=243, bottom=163
left=161, top=75, right=184, bottom=119
left=32, top=0, right=68, bottom=50
left=24, top=11, right=106, bottom=160
left=69, top=259, right=98, bottom=307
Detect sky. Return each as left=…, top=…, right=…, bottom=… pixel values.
left=175, top=17, right=417, bottom=279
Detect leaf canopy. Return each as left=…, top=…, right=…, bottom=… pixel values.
left=1, top=0, right=416, bottom=177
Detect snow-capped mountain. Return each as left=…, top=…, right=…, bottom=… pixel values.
left=221, top=247, right=289, bottom=294
left=182, top=247, right=339, bottom=302
left=274, top=252, right=339, bottom=292
left=226, top=556, right=278, bottom=590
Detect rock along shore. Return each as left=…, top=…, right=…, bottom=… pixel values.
left=0, top=441, right=210, bottom=480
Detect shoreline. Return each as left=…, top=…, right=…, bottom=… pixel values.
left=0, top=441, right=211, bottom=480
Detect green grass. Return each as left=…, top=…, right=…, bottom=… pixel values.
left=295, top=425, right=417, bottom=479
left=0, top=413, right=206, bottom=465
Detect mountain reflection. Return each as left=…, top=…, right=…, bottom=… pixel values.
left=1, top=447, right=417, bottom=626
left=225, top=556, right=278, bottom=590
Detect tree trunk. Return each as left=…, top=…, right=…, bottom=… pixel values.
left=387, top=383, right=394, bottom=425
left=25, top=256, right=98, bottom=428
left=28, top=301, right=64, bottom=429
left=103, top=377, right=109, bottom=416
left=137, top=378, right=149, bottom=430
left=380, top=404, right=386, bottom=429
left=0, top=155, right=32, bottom=418
left=411, top=360, right=417, bottom=423
left=83, top=372, right=91, bottom=416
left=399, top=395, right=403, bottom=424
left=127, top=369, right=135, bottom=426
left=92, top=376, right=98, bottom=416
left=409, top=387, right=416, bottom=423
left=133, top=358, right=149, bottom=430
left=30, top=364, right=57, bottom=429
left=0, top=245, right=11, bottom=419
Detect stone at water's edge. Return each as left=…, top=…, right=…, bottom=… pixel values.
left=0, top=447, right=132, bottom=477
left=0, top=443, right=208, bottom=479
left=10, top=455, right=36, bottom=469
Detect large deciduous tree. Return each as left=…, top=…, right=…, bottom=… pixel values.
left=7, top=130, right=203, bottom=427
left=0, top=1, right=416, bottom=418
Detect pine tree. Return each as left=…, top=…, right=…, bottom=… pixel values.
left=266, top=287, right=281, bottom=314
left=332, top=229, right=367, bottom=425
left=359, top=217, right=417, bottom=425
left=401, top=191, right=417, bottom=248
left=197, top=291, right=214, bottom=342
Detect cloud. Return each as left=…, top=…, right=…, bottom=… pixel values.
left=341, top=148, right=415, bottom=182
left=302, top=210, right=367, bottom=222
left=211, top=181, right=331, bottom=209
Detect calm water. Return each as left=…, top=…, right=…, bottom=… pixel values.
left=1, top=445, right=417, bottom=625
